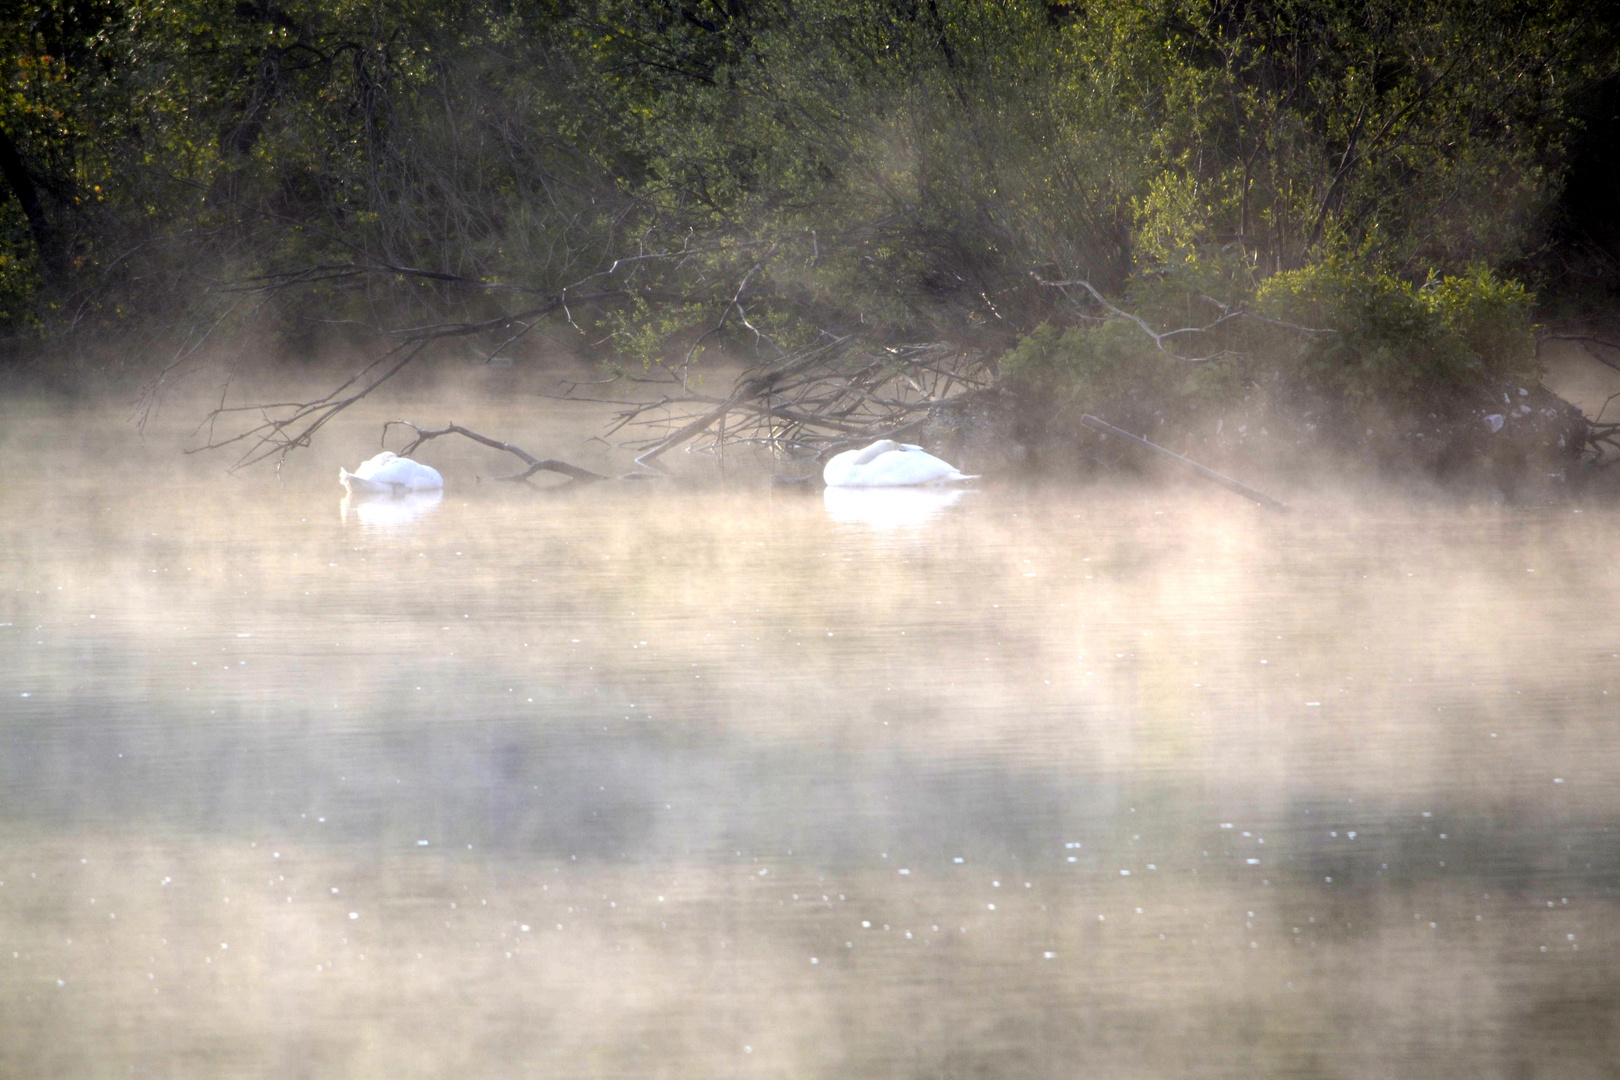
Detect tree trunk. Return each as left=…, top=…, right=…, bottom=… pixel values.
left=0, top=126, right=66, bottom=284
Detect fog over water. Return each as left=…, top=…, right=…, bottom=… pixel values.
left=2, top=389, right=1619, bottom=1078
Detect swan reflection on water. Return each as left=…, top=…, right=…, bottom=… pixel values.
left=340, top=487, right=445, bottom=528
left=822, top=484, right=970, bottom=528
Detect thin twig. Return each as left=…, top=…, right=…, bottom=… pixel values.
left=1030, top=272, right=1332, bottom=362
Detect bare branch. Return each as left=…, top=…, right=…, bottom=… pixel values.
left=680, top=244, right=779, bottom=381
left=183, top=227, right=997, bottom=479
left=1030, top=272, right=1333, bottom=362
left=1030, top=273, right=1234, bottom=362
left=383, top=421, right=608, bottom=483
left=1197, top=295, right=1334, bottom=336
left=185, top=338, right=433, bottom=470
left=633, top=334, right=852, bottom=466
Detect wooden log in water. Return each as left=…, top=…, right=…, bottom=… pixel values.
left=1080, top=414, right=1288, bottom=511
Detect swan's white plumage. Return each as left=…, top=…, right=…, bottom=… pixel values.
left=822, top=439, right=976, bottom=487
left=339, top=451, right=444, bottom=494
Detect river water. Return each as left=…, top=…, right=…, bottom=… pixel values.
left=2, top=390, right=1618, bottom=1079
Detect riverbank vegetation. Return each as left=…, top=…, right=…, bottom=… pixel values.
left=3, top=0, right=1618, bottom=481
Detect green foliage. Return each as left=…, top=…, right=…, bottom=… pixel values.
left=1002, top=322, right=1155, bottom=400
left=1000, top=317, right=1244, bottom=418
left=0, top=0, right=630, bottom=349
left=0, top=0, right=1609, bottom=403
left=1256, top=263, right=1539, bottom=400
left=1138, top=0, right=1594, bottom=276
left=568, top=0, right=1167, bottom=344
left=1001, top=256, right=1538, bottom=414
left=0, top=245, right=44, bottom=332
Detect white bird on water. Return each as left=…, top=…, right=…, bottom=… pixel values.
left=339, top=451, right=444, bottom=495
left=822, top=439, right=976, bottom=487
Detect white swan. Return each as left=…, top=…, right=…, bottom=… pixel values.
left=822, top=439, right=976, bottom=487
left=339, top=451, right=444, bottom=495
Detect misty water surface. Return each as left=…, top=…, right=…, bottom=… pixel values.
left=2, top=398, right=1619, bottom=1079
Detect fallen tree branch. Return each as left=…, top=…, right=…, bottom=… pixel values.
left=383, top=421, right=608, bottom=483
left=632, top=335, right=856, bottom=466
left=186, top=338, right=434, bottom=469
left=181, top=230, right=816, bottom=470
left=1080, top=413, right=1288, bottom=511
left=182, top=226, right=995, bottom=473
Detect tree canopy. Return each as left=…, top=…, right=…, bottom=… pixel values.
left=1, top=0, right=1614, bottom=375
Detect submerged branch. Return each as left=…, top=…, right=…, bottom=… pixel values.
left=1080, top=414, right=1288, bottom=511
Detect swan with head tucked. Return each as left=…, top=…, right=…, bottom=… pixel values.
left=822, top=439, right=976, bottom=487
left=339, top=451, right=444, bottom=495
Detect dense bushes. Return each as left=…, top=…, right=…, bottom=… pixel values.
left=1000, top=261, right=1539, bottom=422
left=1257, top=265, right=1539, bottom=401
left=0, top=0, right=1612, bottom=403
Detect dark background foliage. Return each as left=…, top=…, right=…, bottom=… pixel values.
left=1, top=0, right=1616, bottom=390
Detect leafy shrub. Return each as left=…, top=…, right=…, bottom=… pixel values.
left=999, top=316, right=1244, bottom=419
left=1256, top=264, right=1538, bottom=401
left=1002, top=257, right=1539, bottom=419
left=0, top=247, right=43, bottom=333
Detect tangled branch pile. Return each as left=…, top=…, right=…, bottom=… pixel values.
left=595, top=340, right=993, bottom=465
